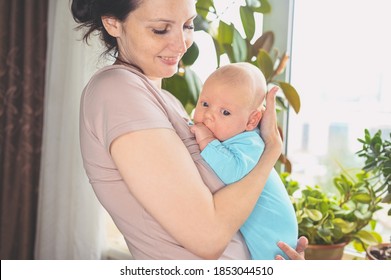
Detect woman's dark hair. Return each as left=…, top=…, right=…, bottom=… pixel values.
left=71, top=0, right=141, bottom=55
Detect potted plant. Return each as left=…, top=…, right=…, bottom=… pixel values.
left=281, top=129, right=390, bottom=260
left=357, top=129, right=391, bottom=260
left=357, top=129, right=391, bottom=215
left=366, top=241, right=391, bottom=260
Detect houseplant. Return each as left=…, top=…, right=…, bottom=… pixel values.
left=357, top=129, right=391, bottom=260
left=281, top=129, right=390, bottom=259
left=357, top=129, right=391, bottom=215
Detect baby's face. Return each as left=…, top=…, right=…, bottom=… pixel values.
left=193, top=80, right=257, bottom=141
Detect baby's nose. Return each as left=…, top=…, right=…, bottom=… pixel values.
left=204, top=109, right=214, bottom=120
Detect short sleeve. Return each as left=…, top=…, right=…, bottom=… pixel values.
left=81, top=68, right=174, bottom=152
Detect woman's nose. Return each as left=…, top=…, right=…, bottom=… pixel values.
left=171, top=31, right=191, bottom=53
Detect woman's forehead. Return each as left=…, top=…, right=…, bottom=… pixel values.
left=134, top=0, right=196, bottom=20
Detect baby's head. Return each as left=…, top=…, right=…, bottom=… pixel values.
left=193, top=62, right=267, bottom=141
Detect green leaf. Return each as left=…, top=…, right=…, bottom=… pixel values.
left=181, top=42, right=199, bottom=66
left=251, top=31, right=274, bottom=57
left=245, top=0, right=261, bottom=8
left=307, top=196, right=324, bottom=205
left=217, top=21, right=234, bottom=45
left=355, top=230, right=380, bottom=245
left=318, top=228, right=333, bottom=244
left=351, top=193, right=372, bottom=204
left=240, top=6, right=255, bottom=41
left=196, top=0, right=215, bottom=19
left=228, top=28, right=247, bottom=62
left=183, top=67, right=202, bottom=105
left=162, top=68, right=202, bottom=113
left=352, top=239, right=365, bottom=252
left=303, top=208, right=323, bottom=221
left=353, top=210, right=372, bottom=220
left=194, top=15, right=209, bottom=32
left=256, top=49, right=274, bottom=81
left=382, top=192, right=391, bottom=203
left=212, top=38, right=222, bottom=67
left=332, top=218, right=356, bottom=234
left=251, top=0, right=271, bottom=13
left=162, top=74, right=189, bottom=106
left=275, top=82, right=301, bottom=114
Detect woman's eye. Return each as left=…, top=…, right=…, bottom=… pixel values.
left=153, top=28, right=168, bottom=35
left=222, top=110, right=231, bottom=116
left=184, top=24, right=194, bottom=31
left=201, top=101, right=208, bottom=107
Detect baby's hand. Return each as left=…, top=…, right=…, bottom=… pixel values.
left=190, top=123, right=216, bottom=151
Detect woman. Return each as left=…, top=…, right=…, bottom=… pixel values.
left=71, top=0, right=307, bottom=260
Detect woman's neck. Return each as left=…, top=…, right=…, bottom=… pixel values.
left=113, top=58, right=162, bottom=88
left=148, top=78, right=162, bottom=89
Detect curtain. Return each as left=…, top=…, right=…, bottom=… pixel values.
left=34, top=0, right=107, bottom=259
left=0, top=0, right=48, bottom=259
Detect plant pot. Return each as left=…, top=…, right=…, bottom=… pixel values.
left=366, top=243, right=391, bottom=260
left=305, top=243, right=348, bottom=260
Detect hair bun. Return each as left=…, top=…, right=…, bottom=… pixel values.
left=71, top=0, right=94, bottom=23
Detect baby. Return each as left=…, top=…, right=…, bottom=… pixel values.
left=191, top=62, right=298, bottom=259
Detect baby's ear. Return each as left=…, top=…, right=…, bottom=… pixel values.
left=246, top=110, right=262, bottom=131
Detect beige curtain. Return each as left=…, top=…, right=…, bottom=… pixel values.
left=34, top=0, right=108, bottom=259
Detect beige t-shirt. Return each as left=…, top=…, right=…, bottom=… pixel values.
left=79, top=65, right=250, bottom=259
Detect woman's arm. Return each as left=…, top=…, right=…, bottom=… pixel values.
left=111, top=88, right=282, bottom=259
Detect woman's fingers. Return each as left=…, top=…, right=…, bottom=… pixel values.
left=296, top=236, right=309, bottom=255
left=259, top=86, right=281, bottom=148
left=275, top=236, right=308, bottom=260
left=265, top=86, right=279, bottom=112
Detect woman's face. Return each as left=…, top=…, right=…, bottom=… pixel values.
left=117, top=0, right=196, bottom=82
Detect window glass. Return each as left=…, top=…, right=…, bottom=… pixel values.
left=287, top=0, right=391, bottom=239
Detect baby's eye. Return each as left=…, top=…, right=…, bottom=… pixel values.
left=201, top=101, right=209, bottom=107
left=222, top=110, right=231, bottom=116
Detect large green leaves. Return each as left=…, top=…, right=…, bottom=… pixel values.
left=196, top=0, right=215, bottom=19
left=240, top=6, right=255, bottom=41
left=224, top=28, right=247, bottom=63
left=276, top=82, right=301, bottom=114
left=181, top=42, right=199, bottom=66
left=216, top=21, right=247, bottom=63
left=162, top=68, right=202, bottom=113
left=257, top=49, right=274, bottom=81
left=247, top=0, right=271, bottom=13
left=217, top=20, right=233, bottom=45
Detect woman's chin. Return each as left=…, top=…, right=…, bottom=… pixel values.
left=163, top=67, right=179, bottom=78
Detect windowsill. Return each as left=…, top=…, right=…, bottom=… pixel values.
left=342, top=249, right=366, bottom=260
left=105, top=247, right=134, bottom=260
left=104, top=246, right=366, bottom=260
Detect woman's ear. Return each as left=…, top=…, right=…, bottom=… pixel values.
left=101, top=16, right=121, bottom=37
left=246, top=110, right=262, bottom=131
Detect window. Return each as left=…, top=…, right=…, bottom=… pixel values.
left=287, top=0, right=391, bottom=240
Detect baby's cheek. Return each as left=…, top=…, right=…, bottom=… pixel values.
left=192, top=114, right=201, bottom=124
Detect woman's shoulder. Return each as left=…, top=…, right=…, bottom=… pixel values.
left=90, top=64, right=147, bottom=86
left=82, top=65, right=157, bottom=102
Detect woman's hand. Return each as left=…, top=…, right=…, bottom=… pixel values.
left=258, top=86, right=282, bottom=153
left=275, top=236, right=308, bottom=260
